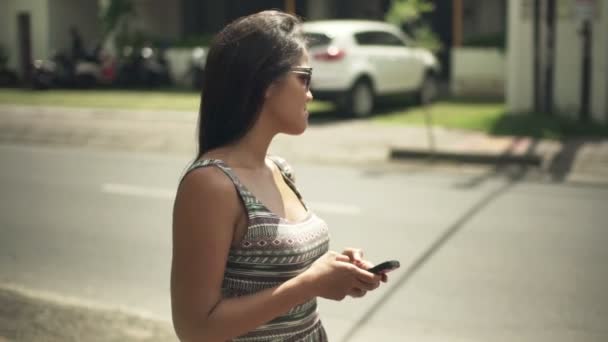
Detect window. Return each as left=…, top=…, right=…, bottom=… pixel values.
left=354, top=31, right=405, bottom=47
left=304, top=33, right=333, bottom=48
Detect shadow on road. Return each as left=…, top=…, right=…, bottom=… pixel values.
left=340, top=166, right=528, bottom=342
left=547, top=139, right=586, bottom=183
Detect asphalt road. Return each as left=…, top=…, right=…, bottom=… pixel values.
left=1, top=143, right=607, bottom=341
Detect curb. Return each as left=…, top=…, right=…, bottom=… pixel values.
left=389, top=147, right=544, bottom=167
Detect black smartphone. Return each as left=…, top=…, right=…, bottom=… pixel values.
left=368, top=260, right=400, bottom=275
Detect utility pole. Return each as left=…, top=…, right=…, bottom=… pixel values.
left=576, top=0, right=594, bottom=122
left=533, top=0, right=541, bottom=113
left=452, top=0, right=463, bottom=47
left=285, top=0, right=296, bottom=15
left=580, top=19, right=592, bottom=122
left=543, top=0, right=556, bottom=115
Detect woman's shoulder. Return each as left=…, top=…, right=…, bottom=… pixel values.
left=177, top=162, right=239, bottom=209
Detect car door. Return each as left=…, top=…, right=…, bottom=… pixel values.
left=373, top=31, right=420, bottom=92
left=353, top=31, right=394, bottom=94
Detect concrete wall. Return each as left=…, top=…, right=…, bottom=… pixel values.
left=506, top=0, right=534, bottom=113
left=49, top=0, right=102, bottom=55
left=0, top=3, right=9, bottom=51
left=507, top=0, right=607, bottom=123
left=1, top=0, right=50, bottom=74
left=452, top=47, right=506, bottom=98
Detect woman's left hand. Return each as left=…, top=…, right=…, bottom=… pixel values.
left=341, top=248, right=388, bottom=283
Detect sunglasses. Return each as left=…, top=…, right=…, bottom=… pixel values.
left=290, top=66, right=313, bottom=91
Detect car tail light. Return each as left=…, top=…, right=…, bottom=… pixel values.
left=313, top=46, right=345, bottom=61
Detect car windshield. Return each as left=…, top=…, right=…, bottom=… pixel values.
left=304, top=33, right=332, bottom=48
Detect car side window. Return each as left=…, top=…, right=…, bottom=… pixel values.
left=355, top=31, right=406, bottom=47
left=305, top=33, right=332, bottom=48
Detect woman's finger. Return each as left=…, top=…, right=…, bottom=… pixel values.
left=342, top=248, right=364, bottom=263
left=348, top=287, right=366, bottom=298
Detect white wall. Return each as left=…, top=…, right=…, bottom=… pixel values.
left=552, top=11, right=582, bottom=119
left=0, top=2, right=10, bottom=58
left=48, top=0, right=102, bottom=55
left=451, top=47, right=506, bottom=98
left=507, top=0, right=607, bottom=123
left=1, top=0, right=50, bottom=74
left=507, top=0, right=534, bottom=113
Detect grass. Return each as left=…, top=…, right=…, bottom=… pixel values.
left=0, top=88, right=201, bottom=111
left=373, top=101, right=608, bottom=140
left=1, top=88, right=606, bottom=139
left=0, top=88, right=331, bottom=113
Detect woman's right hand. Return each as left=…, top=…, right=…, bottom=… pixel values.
left=302, top=251, right=382, bottom=301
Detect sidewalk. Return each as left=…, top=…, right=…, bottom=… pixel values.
left=1, top=104, right=607, bottom=184
left=0, top=285, right=176, bottom=342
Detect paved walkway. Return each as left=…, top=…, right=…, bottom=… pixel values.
left=1, top=104, right=607, bottom=184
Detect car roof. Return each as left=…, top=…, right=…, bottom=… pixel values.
left=302, top=20, right=400, bottom=35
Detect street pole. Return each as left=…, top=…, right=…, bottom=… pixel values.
left=544, top=0, right=556, bottom=115
left=580, top=19, right=592, bottom=122
left=452, top=0, right=463, bottom=47
left=533, top=0, right=541, bottom=113
left=285, top=0, right=296, bottom=15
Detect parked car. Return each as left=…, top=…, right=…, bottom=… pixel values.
left=303, top=20, right=441, bottom=117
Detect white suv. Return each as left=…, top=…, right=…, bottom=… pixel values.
left=303, top=20, right=441, bottom=117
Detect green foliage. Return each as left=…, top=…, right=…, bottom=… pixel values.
left=385, top=0, right=435, bottom=25
left=100, top=0, right=137, bottom=52
left=385, top=0, right=442, bottom=53
left=100, top=0, right=136, bottom=36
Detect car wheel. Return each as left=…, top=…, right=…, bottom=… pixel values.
left=417, top=73, right=439, bottom=105
left=345, top=79, right=374, bottom=118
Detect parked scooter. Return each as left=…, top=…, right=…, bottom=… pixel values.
left=31, top=46, right=117, bottom=90
left=31, top=51, right=74, bottom=89
left=115, top=44, right=171, bottom=88
left=190, top=46, right=206, bottom=89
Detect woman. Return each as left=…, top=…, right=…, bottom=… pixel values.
left=171, top=10, right=386, bottom=341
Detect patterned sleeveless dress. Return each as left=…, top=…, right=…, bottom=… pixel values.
left=184, top=155, right=330, bottom=341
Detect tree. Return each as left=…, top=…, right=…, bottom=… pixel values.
left=99, top=0, right=137, bottom=55
left=385, top=0, right=441, bottom=52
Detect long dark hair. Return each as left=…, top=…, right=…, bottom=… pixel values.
left=196, top=10, right=306, bottom=158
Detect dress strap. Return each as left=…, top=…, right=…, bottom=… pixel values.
left=181, top=159, right=261, bottom=217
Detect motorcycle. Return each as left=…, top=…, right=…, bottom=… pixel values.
left=31, top=43, right=115, bottom=90
left=115, top=44, right=171, bottom=88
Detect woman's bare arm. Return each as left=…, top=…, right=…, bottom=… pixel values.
left=171, top=167, right=380, bottom=341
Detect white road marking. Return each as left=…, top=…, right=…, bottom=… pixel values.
left=102, top=183, right=175, bottom=200
left=101, top=183, right=361, bottom=215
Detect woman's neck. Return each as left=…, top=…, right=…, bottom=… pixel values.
left=212, top=128, right=275, bottom=169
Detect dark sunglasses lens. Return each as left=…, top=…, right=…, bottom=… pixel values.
left=296, top=74, right=311, bottom=89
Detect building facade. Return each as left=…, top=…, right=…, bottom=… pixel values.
left=507, top=0, right=607, bottom=123
left=1, top=0, right=101, bottom=79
